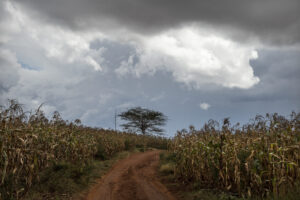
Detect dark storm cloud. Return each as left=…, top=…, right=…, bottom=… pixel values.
left=241, top=49, right=300, bottom=102
left=12, top=0, right=300, bottom=45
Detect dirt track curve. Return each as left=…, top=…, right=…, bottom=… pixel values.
left=84, top=150, right=176, bottom=200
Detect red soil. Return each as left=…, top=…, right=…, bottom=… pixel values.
left=84, top=150, right=176, bottom=200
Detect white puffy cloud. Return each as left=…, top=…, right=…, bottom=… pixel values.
left=0, top=1, right=109, bottom=122
left=2, top=0, right=104, bottom=71
left=199, top=102, right=211, bottom=110
left=116, top=26, right=260, bottom=89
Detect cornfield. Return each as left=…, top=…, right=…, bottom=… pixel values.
left=0, top=100, right=168, bottom=199
left=170, top=112, right=300, bottom=198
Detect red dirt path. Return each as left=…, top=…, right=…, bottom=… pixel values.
left=84, top=150, right=176, bottom=200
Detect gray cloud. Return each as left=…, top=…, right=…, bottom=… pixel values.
left=0, top=0, right=299, bottom=136
left=12, top=0, right=300, bottom=46
left=0, top=49, right=21, bottom=95
left=0, top=43, right=299, bottom=135
left=243, top=48, right=300, bottom=102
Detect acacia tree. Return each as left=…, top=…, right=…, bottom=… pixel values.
left=118, top=107, right=167, bottom=135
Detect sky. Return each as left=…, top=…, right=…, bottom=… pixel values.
left=0, top=0, right=299, bottom=136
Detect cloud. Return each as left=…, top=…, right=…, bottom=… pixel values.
left=0, top=0, right=299, bottom=135
left=150, top=93, right=165, bottom=102
left=199, top=102, right=211, bottom=110
left=0, top=1, right=21, bottom=43
left=2, top=0, right=293, bottom=91
left=12, top=0, right=300, bottom=46
left=117, top=27, right=260, bottom=89
left=234, top=48, right=300, bottom=102
left=0, top=1, right=110, bottom=122
left=0, top=49, right=21, bottom=96
left=2, top=0, right=105, bottom=72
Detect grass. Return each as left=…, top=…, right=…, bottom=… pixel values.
left=22, top=150, right=137, bottom=200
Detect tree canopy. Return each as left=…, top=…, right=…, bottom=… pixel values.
left=118, top=107, right=167, bottom=135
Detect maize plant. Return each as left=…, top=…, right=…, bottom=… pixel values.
left=0, top=100, right=168, bottom=199
left=170, top=112, right=300, bottom=198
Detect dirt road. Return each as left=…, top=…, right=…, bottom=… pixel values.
left=84, top=150, right=176, bottom=200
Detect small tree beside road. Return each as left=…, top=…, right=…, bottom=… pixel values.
left=118, top=107, right=167, bottom=135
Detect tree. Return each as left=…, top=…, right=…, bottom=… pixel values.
left=118, top=107, right=167, bottom=135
